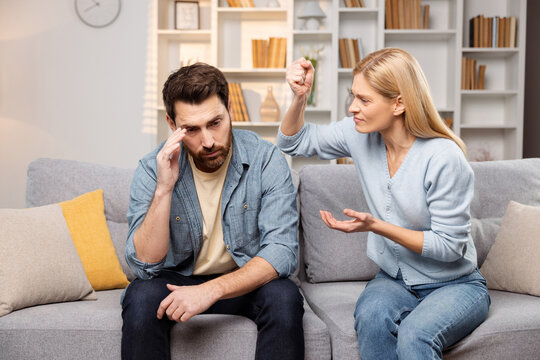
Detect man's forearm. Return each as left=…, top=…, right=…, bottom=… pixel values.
left=281, top=95, right=307, bottom=136
left=204, top=256, right=279, bottom=300
left=133, top=188, right=173, bottom=263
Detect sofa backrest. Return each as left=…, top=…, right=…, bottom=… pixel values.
left=26, top=158, right=135, bottom=280
left=297, top=158, right=540, bottom=284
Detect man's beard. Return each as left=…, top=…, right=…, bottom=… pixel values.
left=188, top=129, right=232, bottom=172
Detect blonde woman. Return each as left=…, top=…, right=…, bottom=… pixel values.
left=277, top=48, right=490, bottom=359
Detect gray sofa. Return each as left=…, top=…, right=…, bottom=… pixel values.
left=1, top=157, right=539, bottom=359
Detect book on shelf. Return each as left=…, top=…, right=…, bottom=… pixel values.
left=227, top=0, right=254, bottom=7
left=461, top=56, right=487, bottom=90
left=469, top=15, right=517, bottom=47
left=344, top=0, right=365, bottom=7
left=252, top=37, right=286, bottom=68
left=228, top=82, right=250, bottom=122
left=339, top=38, right=363, bottom=68
left=385, top=0, right=428, bottom=29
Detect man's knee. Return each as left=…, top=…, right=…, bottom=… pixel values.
left=258, top=279, right=304, bottom=323
left=122, top=278, right=171, bottom=329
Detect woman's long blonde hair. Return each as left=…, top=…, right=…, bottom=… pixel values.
left=353, top=48, right=466, bottom=154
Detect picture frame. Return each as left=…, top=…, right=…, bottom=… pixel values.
left=175, top=1, right=199, bottom=30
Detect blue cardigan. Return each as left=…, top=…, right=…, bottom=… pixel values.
left=277, top=117, right=477, bottom=285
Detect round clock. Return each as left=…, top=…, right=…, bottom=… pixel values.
left=75, top=0, right=121, bottom=28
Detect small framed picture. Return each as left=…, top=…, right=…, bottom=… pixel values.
left=175, top=1, right=199, bottom=30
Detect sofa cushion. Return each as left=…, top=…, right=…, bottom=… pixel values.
left=469, top=158, right=540, bottom=219
left=301, top=281, right=365, bottom=360
left=302, top=281, right=540, bottom=360
left=298, top=165, right=379, bottom=283
left=26, top=158, right=135, bottom=280
left=0, top=289, right=331, bottom=360
left=480, top=201, right=540, bottom=297
left=60, top=189, right=130, bottom=290
left=444, top=290, right=540, bottom=359
left=470, top=217, right=501, bottom=267
left=0, top=204, right=96, bottom=317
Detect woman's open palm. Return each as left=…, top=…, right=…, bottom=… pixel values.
left=319, top=209, right=375, bottom=233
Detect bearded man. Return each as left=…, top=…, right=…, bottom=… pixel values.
left=121, top=63, right=303, bottom=360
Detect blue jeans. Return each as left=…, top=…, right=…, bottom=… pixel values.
left=354, top=269, right=490, bottom=359
left=121, top=270, right=304, bottom=360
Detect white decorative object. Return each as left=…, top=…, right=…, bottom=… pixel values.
left=266, top=0, right=280, bottom=8
left=297, top=1, right=326, bottom=31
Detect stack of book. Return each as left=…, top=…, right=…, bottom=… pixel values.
left=339, top=38, right=363, bottom=68
left=385, top=0, right=429, bottom=29
left=252, top=38, right=287, bottom=68
left=228, top=82, right=250, bottom=122
left=461, top=57, right=487, bottom=90
left=469, top=15, right=517, bottom=48
left=226, top=0, right=254, bottom=7
left=344, top=0, right=365, bottom=7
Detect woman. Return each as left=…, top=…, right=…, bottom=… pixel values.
left=277, top=48, right=490, bottom=359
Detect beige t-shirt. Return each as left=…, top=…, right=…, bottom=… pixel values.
left=190, top=151, right=238, bottom=275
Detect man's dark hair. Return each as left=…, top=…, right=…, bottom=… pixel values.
left=162, top=63, right=229, bottom=123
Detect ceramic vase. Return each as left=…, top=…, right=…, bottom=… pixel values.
left=260, top=86, right=280, bottom=122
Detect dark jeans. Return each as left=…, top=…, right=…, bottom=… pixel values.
left=121, top=270, right=305, bottom=360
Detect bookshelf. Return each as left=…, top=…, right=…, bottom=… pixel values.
left=154, top=0, right=527, bottom=169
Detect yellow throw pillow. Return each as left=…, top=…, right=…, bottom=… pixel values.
left=60, top=189, right=129, bottom=291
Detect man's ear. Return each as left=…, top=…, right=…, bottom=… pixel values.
left=393, top=95, right=405, bottom=116
left=166, top=114, right=177, bottom=131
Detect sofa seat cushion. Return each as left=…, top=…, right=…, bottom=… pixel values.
left=0, top=289, right=331, bottom=360
left=302, top=281, right=540, bottom=360
left=301, top=281, right=366, bottom=360
left=444, top=290, right=540, bottom=360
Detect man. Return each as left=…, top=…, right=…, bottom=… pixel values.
left=121, top=63, right=304, bottom=360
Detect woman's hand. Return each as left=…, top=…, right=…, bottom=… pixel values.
left=286, top=57, right=314, bottom=98
left=319, top=209, right=376, bottom=233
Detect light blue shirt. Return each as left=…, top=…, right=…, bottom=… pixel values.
left=125, top=129, right=298, bottom=280
left=277, top=118, right=477, bottom=285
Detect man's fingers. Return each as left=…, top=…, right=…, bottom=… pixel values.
left=171, top=306, right=185, bottom=322
left=157, top=294, right=174, bottom=319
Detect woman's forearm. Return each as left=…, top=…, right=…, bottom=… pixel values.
left=370, top=218, right=424, bottom=254
left=281, top=94, right=307, bottom=136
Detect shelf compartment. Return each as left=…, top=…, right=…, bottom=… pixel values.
left=461, top=127, right=518, bottom=161
left=339, top=10, right=379, bottom=58
left=460, top=94, right=518, bottom=128
left=217, top=10, right=289, bottom=69
left=384, top=37, right=457, bottom=111
left=460, top=51, right=519, bottom=91
left=294, top=0, right=333, bottom=31
left=158, top=0, right=212, bottom=30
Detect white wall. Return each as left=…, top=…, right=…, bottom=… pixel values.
left=0, top=0, right=155, bottom=208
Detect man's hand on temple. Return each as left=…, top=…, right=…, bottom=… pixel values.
left=156, top=128, right=187, bottom=194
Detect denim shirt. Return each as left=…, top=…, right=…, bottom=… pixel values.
left=125, top=129, right=298, bottom=280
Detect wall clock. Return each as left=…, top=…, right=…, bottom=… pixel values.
left=75, top=0, right=121, bottom=28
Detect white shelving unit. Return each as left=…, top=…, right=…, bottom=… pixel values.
left=155, top=0, right=526, bottom=169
